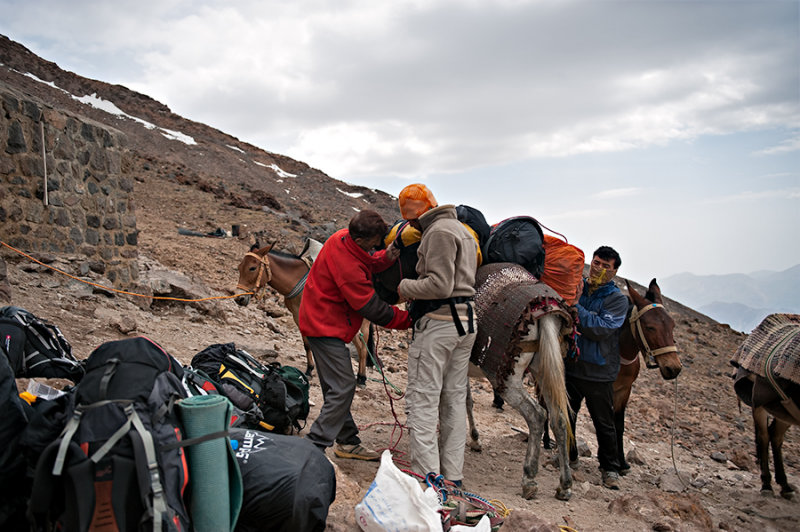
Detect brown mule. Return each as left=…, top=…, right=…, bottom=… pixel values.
left=234, top=243, right=371, bottom=380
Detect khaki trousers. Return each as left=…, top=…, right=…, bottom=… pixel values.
left=406, top=316, right=476, bottom=481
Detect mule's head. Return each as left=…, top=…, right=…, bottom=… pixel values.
left=234, top=243, right=273, bottom=306
left=626, top=278, right=682, bottom=380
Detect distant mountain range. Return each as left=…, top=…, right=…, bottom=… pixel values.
left=660, top=265, right=800, bottom=332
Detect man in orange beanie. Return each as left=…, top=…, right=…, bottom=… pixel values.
left=396, top=183, right=478, bottom=487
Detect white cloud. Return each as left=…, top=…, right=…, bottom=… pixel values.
left=754, top=136, right=800, bottom=156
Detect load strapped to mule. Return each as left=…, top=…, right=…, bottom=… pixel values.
left=374, top=206, right=586, bottom=311
left=470, top=263, right=577, bottom=389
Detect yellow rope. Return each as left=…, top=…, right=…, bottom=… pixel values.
left=488, top=499, right=511, bottom=518
left=1, top=241, right=253, bottom=302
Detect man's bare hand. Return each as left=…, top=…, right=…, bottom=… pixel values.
left=385, top=241, right=401, bottom=261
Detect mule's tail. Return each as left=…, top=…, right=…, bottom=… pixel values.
left=535, top=313, right=573, bottom=444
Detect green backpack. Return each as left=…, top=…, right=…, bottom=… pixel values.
left=273, top=364, right=310, bottom=430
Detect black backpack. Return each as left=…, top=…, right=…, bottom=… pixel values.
left=456, top=204, right=491, bottom=257
left=28, top=337, right=193, bottom=532
left=0, top=306, right=84, bottom=381
left=191, top=344, right=309, bottom=434
left=485, top=216, right=546, bottom=278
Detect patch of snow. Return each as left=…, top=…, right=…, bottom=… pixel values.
left=337, top=187, right=363, bottom=199
left=227, top=145, right=245, bottom=153
left=255, top=161, right=296, bottom=178
left=68, top=91, right=197, bottom=145
left=160, top=127, right=196, bottom=145
left=23, top=72, right=66, bottom=92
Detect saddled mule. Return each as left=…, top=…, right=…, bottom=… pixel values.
left=732, top=313, right=800, bottom=499
left=234, top=243, right=371, bottom=380
left=467, top=263, right=576, bottom=500
left=375, top=229, right=576, bottom=499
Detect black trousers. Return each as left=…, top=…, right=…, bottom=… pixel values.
left=566, top=376, right=621, bottom=473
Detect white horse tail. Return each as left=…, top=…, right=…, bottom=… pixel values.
left=534, top=313, right=572, bottom=443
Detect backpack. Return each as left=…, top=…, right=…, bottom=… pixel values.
left=182, top=366, right=249, bottom=428
left=28, top=337, right=192, bottom=532
left=485, top=216, right=546, bottom=278
left=191, top=344, right=309, bottom=434
left=455, top=204, right=491, bottom=257
left=274, top=364, right=310, bottom=430
left=0, top=306, right=84, bottom=381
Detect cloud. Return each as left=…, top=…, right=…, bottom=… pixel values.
left=754, top=136, right=800, bottom=156
left=5, top=0, right=794, bottom=181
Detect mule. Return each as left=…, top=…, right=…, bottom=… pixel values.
left=534, top=278, right=682, bottom=473
left=611, top=278, right=682, bottom=472
left=234, top=243, right=371, bottom=380
left=466, top=263, right=575, bottom=500
left=732, top=313, right=800, bottom=499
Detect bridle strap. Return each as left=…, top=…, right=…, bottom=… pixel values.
left=629, top=303, right=678, bottom=368
left=236, top=252, right=272, bottom=298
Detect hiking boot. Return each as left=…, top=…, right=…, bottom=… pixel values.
left=601, top=470, right=620, bottom=490
left=334, top=443, right=380, bottom=461
left=619, top=462, right=632, bottom=476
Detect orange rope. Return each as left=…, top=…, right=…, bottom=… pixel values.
left=1, top=241, right=254, bottom=302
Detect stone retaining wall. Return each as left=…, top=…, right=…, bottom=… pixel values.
left=0, top=84, right=137, bottom=286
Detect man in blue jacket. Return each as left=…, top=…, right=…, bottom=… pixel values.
left=565, top=246, right=627, bottom=490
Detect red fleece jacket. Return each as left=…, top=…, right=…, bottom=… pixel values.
left=299, top=229, right=411, bottom=342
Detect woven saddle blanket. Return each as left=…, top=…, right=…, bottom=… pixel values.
left=731, top=313, right=800, bottom=385
left=470, top=262, right=575, bottom=390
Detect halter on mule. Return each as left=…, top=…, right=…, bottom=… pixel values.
left=624, top=302, right=679, bottom=368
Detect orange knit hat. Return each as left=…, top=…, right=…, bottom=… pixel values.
left=398, top=183, right=437, bottom=220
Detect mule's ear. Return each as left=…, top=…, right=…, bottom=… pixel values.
left=626, top=278, right=647, bottom=307
left=249, top=243, right=260, bottom=252
left=646, top=278, right=663, bottom=303
left=267, top=241, right=277, bottom=252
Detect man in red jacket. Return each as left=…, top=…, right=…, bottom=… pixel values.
left=299, top=210, right=411, bottom=460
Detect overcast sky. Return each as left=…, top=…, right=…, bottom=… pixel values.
left=1, top=0, right=798, bottom=285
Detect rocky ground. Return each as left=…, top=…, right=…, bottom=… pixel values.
left=2, top=168, right=799, bottom=531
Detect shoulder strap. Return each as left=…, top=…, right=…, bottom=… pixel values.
left=128, top=405, right=168, bottom=528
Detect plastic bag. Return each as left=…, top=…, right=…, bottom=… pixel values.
left=355, top=450, right=442, bottom=532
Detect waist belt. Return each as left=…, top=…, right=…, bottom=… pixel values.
left=410, top=296, right=475, bottom=336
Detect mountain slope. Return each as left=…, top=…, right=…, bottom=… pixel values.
left=0, top=34, right=399, bottom=251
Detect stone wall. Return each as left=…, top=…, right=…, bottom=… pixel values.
left=0, top=84, right=138, bottom=286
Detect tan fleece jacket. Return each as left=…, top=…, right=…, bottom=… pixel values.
left=398, top=205, right=478, bottom=319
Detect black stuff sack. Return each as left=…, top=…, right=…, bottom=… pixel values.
left=28, top=337, right=193, bottom=532
left=0, top=306, right=84, bottom=382
left=485, top=216, right=546, bottom=278
left=230, top=428, right=334, bottom=532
